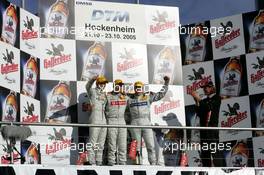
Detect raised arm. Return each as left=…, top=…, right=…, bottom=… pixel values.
left=85, top=76, right=98, bottom=93
left=150, top=76, right=170, bottom=103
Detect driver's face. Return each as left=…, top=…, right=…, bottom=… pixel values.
left=134, top=86, right=143, bottom=94
left=203, top=86, right=214, bottom=95
left=97, top=83, right=106, bottom=90
left=114, top=84, right=123, bottom=93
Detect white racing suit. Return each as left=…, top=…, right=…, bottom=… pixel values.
left=128, top=85, right=168, bottom=165
left=105, top=92, right=128, bottom=165
left=85, top=80, right=107, bottom=165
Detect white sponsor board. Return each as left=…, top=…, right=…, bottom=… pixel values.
left=218, top=96, right=252, bottom=142
left=246, top=51, right=264, bottom=95
left=39, top=38, right=77, bottom=81
left=0, top=135, right=21, bottom=164
left=112, top=42, right=149, bottom=84
left=75, top=0, right=146, bottom=43
left=253, top=136, right=264, bottom=167
left=0, top=42, right=20, bottom=92
left=183, top=61, right=215, bottom=106
left=150, top=85, right=186, bottom=126
left=211, top=14, right=245, bottom=60
left=20, top=94, right=40, bottom=123
left=27, top=126, right=73, bottom=165
left=145, top=5, right=180, bottom=45
left=20, top=8, right=40, bottom=57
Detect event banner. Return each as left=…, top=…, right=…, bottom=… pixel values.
left=181, top=9, right=264, bottom=167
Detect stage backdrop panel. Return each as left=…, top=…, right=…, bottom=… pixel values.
left=0, top=1, right=20, bottom=48
left=20, top=8, right=39, bottom=57
left=210, top=14, right=246, bottom=60
left=147, top=45, right=183, bottom=85
left=39, top=38, right=77, bottom=81
left=75, top=0, right=146, bottom=43
left=218, top=96, right=252, bottom=142
left=253, top=136, right=264, bottom=167
left=180, top=21, right=213, bottom=65
left=183, top=61, right=215, bottom=106
left=111, top=42, right=149, bottom=84
left=0, top=41, right=20, bottom=93
left=246, top=51, right=264, bottom=95
left=20, top=94, right=40, bottom=123
left=144, top=5, right=180, bottom=46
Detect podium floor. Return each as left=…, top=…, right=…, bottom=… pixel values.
left=0, top=165, right=260, bottom=175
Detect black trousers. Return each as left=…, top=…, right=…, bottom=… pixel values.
left=200, top=131, right=226, bottom=167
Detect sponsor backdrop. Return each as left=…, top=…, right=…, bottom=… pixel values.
left=181, top=9, right=264, bottom=167
left=0, top=0, right=264, bottom=171
left=0, top=0, right=186, bottom=167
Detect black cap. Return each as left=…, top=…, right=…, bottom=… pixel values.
left=200, top=81, right=214, bottom=88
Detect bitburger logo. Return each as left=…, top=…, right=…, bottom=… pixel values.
left=150, top=10, right=176, bottom=34
left=251, top=56, right=264, bottom=84
left=44, top=43, right=71, bottom=70
left=22, top=16, right=38, bottom=40
left=186, top=67, right=212, bottom=94
left=215, top=21, right=240, bottom=51
left=221, top=103, right=247, bottom=127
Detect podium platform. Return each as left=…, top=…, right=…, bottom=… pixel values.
left=0, top=165, right=260, bottom=175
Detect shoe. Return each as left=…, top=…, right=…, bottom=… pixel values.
left=108, top=162, right=115, bottom=166
left=150, top=162, right=156, bottom=165
left=96, top=161, right=102, bottom=166
left=118, top=162, right=126, bottom=165
left=83, top=161, right=95, bottom=165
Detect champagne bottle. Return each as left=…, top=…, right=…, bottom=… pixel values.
left=2, top=91, right=17, bottom=122
left=81, top=42, right=107, bottom=81
left=220, top=57, right=242, bottom=97
left=22, top=56, right=38, bottom=98
left=45, top=81, right=71, bottom=123
left=1, top=4, right=18, bottom=45
left=45, top=0, right=69, bottom=38
left=228, top=140, right=249, bottom=167
left=185, top=23, right=206, bottom=64
left=249, top=10, right=264, bottom=53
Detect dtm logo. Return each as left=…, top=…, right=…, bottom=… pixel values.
left=91, top=10, right=129, bottom=22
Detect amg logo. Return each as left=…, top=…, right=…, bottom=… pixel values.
left=76, top=1, right=92, bottom=6
left=91, top=10, right=129, bottom=22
